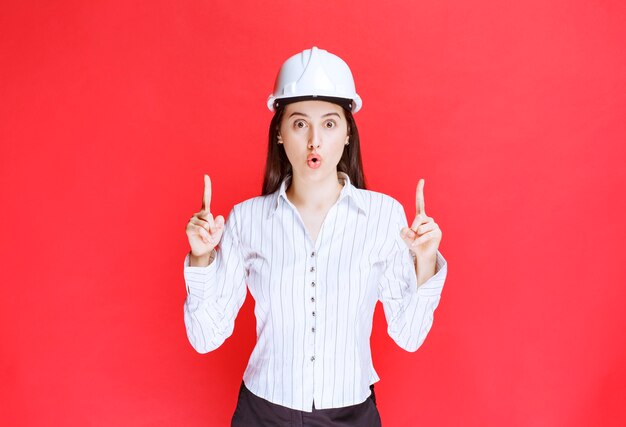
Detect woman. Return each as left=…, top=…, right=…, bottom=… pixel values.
left=183, top=46, right=447, bottom=426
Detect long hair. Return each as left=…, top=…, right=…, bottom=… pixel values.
left=261, top=106, right=366, bottom=195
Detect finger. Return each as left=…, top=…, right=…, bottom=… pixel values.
left=400, top=228, right=418, bottom=248
left=190, top=217, right=211, bottom=231
left=410, top=214, right=430, bottom=232
left=196, top=225, right=210, bottom=242
left=208, top=216, right=224, bottom=234
left=186, top=220, right=209, bottom=239
left=415, top=221, right=437, bottom=236
left=195, top=210, right=214, bottom=222
left=192, top=211, right=214, bottom=224
left=411, top=232, right=435, bottom=247
left=416, top=179, right=425, bottom=216
left=202, top=174, right=212, bottom=211
left=411, top=228, right=442, bottom=247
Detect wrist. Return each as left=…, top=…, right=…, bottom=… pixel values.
left=411, top=251, right=437, bottom=286
left=189, top=248, right=216, bottom=267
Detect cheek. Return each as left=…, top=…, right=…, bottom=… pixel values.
left=280, top=141, right=303, bottom=165
left=281, top=134, right=305, bottom=153
left=331, top=133, right=349, bottom=153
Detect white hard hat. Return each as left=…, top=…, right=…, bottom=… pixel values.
left=267, top=46, right=362, bottom=113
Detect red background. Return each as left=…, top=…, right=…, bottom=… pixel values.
left=1, top=1, right=625, bottom=426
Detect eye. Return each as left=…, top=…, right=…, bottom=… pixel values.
left=294, top=119, right=307, bottom=129
left=324, top=120, right=336, bottom=129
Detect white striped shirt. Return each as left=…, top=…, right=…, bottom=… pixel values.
left=183, top=172, right=447, bottom=412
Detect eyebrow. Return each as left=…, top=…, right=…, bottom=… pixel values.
left=288, top=112, right=342, bottom=119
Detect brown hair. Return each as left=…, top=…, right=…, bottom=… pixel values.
left=261, top=106, right=367, bottom=195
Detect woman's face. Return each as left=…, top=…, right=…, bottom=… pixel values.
left=278, top=100, right=349, bottom=180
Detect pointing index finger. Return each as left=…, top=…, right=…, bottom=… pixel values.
left=202, top=174, right=212, bottom=211
left=416, top=179, right=425, bottom=215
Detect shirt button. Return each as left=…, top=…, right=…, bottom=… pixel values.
left=311, top=251, right=315, bottom=257
left=312, top=311, right=316, bottom=317
left=310, top=297, right=315, bottom=302
left=311, top=327, right=315, bottom=333
left=311, top=281, right=315, bottom=287
left=311, top=356, right=315, bottom=361
left=310, top=266, right=315, bottom=272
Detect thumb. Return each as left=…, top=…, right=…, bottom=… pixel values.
left=401, top=226, right=416, bottom=240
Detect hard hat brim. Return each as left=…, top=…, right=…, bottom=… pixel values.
left=267, top=94, right=362, bottom=113
left=271, top=95, right=353, bottom=111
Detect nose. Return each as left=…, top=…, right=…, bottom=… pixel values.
left=307, top=127, right=321, bottom=149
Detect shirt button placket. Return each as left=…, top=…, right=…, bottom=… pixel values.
left=309, top=250, right=317, bottom=366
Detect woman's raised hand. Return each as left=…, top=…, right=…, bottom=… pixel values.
left=400, top=179, right=442, bottom=261
left=186, top=175, right=225, bottom=260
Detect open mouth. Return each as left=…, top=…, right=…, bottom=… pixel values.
left=307, top=154, right=322, bottom=169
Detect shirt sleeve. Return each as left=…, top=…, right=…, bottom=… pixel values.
left=182, top=206, right=247, bottom=354
left=377, top=201, right=448, bottom=352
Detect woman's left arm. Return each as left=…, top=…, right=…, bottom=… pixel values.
left=377, top=182, right=448, bottom=352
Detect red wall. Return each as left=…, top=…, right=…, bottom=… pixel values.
left=1, top=1, right=625, bottom=425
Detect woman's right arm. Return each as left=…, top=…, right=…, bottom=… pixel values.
left=182, top=175, right=247, bottom=353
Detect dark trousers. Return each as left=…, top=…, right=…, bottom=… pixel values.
left=231, top=381, right=382, bottom=426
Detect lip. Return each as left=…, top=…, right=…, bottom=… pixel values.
left=307, top=153, right=322, bottom=169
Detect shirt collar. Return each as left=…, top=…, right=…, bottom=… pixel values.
left=270, top=172, right=367, bottom=217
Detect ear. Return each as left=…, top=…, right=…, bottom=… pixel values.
left=345, top=135, right=350, bottom=146
left=277, top=133, right=283, bottom=144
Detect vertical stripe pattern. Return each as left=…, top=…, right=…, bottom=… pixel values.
left=183, top=172, right=448, bottom=412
